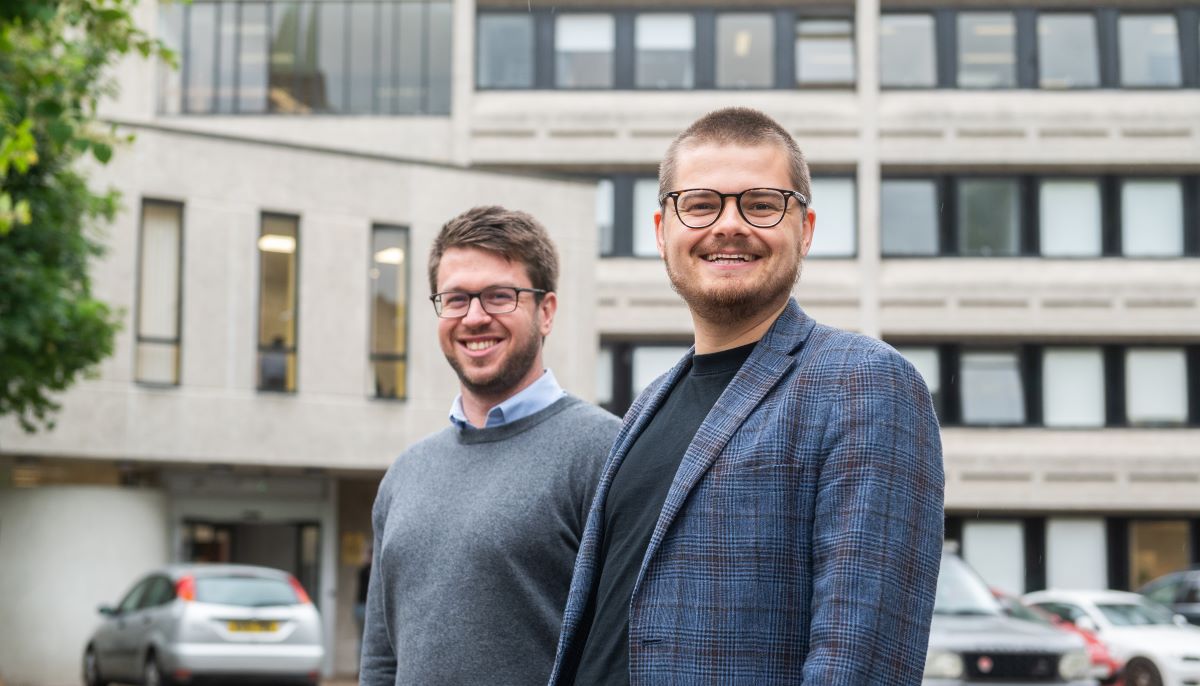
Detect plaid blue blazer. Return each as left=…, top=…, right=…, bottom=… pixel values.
left=549, top=300, right=944, bottom=685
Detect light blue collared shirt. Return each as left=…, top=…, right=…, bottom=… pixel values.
left=449, top=369, right=566, bottom=429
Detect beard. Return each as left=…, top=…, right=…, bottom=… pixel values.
left=664, top=237, right=802, bottom=327
left=444, top=317, right=542, bottom=399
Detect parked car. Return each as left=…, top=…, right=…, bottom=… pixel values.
left=993, top=589, right=1123, bottom=685
left=925, top=552, right=1094, bottom=685
left=83, top=564, right=323, bottom=686
left=1024, top=589, right=1200, bottom=686
left=1140, top=569, right=1200, bottom=627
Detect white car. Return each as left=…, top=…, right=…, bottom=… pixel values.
left=1023, top=589, right=1200, bottom=686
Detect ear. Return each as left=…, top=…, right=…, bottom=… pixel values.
left=799, top=207, right=816, bottom=257
left=537, top=291, right=557, bottom=337
left=654, top=208, right=666, bottom=259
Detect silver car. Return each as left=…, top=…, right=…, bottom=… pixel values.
left=83, top=564, right=323, bottom=686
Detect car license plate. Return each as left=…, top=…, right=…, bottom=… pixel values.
left=227, top=620, right=278, bottom=632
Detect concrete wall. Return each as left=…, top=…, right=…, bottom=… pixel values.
left=0, top=487, right=169, bottom=686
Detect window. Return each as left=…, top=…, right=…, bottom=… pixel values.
left=165, top=1, right=452, bottom=115
left=596, top=346, right=613, bottom=409
left=369, top=226, right=408, bottom=399
left=1046, top=519, right=1107, bottom=590
left=157, top=3, right=184, bottom=114
left=555, top=14, right=615, bottom=88
left=964, top=520, right=1025, bottom=595
left=600, top=341, right=693, bottom=415
left=796, top=18, right=855, bottom=86
left=1042, top=348, right=1105, bottom=427
left=807, top=177, right=856, bottom=257
left=633, top=346, right=689, bottom=396
left=957, top=12, right=1016, bottom=88
left=880, top=14, right=937, bottom=87
left=1037, top=14, right=1100, bottom=88
left=596, top=179, right=615, bottom=256
left=632, top=178, right=661, bottom=257
left=1125, top=348, right=1188, bottom=425
left=1129, top=520, right=1191, bottom=588
left=1121, top=179, right=1184, bottom=256
left=894, top=346, right=942, bottom=415
left=257, top=214, right=298, bottom=392
left=716, top=14, right=774, bottom=88
left=478, top=14, right=534, bottom=88
left=136, top=200, right=184, bottom=385
left=881, top=179, right=939, bottom=256
left=636, top=14, right=695, bottom=89
left=960, top=350, right=1026, bottom=425
left=1039, top=180, right=1102, bottom=257
left=1119, top=14, right=1182, bottom=87
left=957, top=179, right=1021, bottom=256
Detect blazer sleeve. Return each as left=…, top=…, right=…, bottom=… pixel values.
left=801, top=346, right=945, bottom=685
left=359, top=476, right=398, bottom=685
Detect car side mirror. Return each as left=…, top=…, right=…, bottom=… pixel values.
left=98, top=604, right=117, bottom=616
left=1074, top=616, right=1098, bottom=633
left=1174, top=614, right=1190, bottom=627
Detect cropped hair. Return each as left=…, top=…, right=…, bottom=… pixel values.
left=658, top=107, right=811, bottom=205
left=428, top=205, right=559, bottom=295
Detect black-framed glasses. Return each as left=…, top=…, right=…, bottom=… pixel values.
left=659, top=187, right=808, bottom=229
left=430, top=286, right=547, bottom=318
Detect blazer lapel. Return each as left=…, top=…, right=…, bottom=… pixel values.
left=628, top=300, right=815, bottom=603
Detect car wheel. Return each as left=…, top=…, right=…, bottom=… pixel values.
left=142, top=653, right=172, bottom=686
left=82, top=647, right=108, bottom=686
left=1124, top=658, right=1163, bottom=686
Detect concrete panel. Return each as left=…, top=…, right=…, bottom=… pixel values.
left=0, top=487, right=169, bottom=686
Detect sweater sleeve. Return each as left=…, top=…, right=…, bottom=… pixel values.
left=359, top=471, right=397, bottom=685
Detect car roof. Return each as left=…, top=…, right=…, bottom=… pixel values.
left=155, top=563, right=294, bottom=581
left=1023, top=589, right=1147, bottom=604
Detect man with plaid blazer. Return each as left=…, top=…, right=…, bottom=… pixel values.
left=550, top=108, right=944, bottom=685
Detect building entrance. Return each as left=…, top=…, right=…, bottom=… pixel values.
left=182, top=520, right=321, bottom=608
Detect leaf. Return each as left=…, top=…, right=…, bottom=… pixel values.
left=92, top=142, right=112, bottom=163
left=34, top=100, right=65, bottom=118
left=48, top=118, right=74, bottom=146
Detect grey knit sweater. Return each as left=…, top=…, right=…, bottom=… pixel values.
left=360, top=395, right=620, bottom=686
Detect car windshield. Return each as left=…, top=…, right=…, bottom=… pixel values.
left=935, top=554, right=1002, bottom=616
left=1001, top=597, right=1054, bottom=626
left=195, top=576, right=299, bottom=607
left=1096, top=601, right=1176, bottom=626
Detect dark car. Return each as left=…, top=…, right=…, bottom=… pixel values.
left=1139, top=568, right=1200, bottom=627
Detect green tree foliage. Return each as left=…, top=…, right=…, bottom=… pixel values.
left=0, top=0, right=168, bottom=432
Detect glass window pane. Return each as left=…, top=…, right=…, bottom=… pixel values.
left=1038, top=14, right=1099, bottom=88
left=1042, top=348, right=1105, bottom=427
left=139, top=203, right=182, bottom=341
left=258, top=215, right=298, bottom=392
left=269, top=2, right=318, bottom=114
left=796, top=18, right=855, bottom=86
left=881, top=179, right=939, bottom=255
left=136, top=342, right=179, bottom=386
left=1040, top=180, right=1101, bottom=257
left=963, top=520, right=1025, bottom=595
left=596, top=179, right=614, bottom=256
left=556, top=14, right=615, bottom=89
left=961, top=350, right=1026, bottom=425
left=1047, top=519, right=1108, bottom=590
left=1126, top=348, right=1188, bottom=425
left=396, top=2, right=425, bottom=114
left=376, top=3, right=398, bottom=114
left=958, top=12, right=1016, bottom=88
left=958, top=179, right=1020, bottom=256
left=370, top=226, right=408, bottom=375
left=157, top=3, right=184, bottom=114
left=186, top=3, right=217, bottom=113
left=1119, top=14, right=1182, bottom=87
left=316, top=3, right=346, bottom=112
left=636, top=14, right=695, bottom=89
left=894, top=346, right=941, bottom=413
left=880, top=14, right=936, bottom=87
left=632, top=346, right=689, bottom=396
left=238, top=3, right=269, bottom=113
left=1122, top=179, right=1183, bottom=257
left=427, top=1, right=452, bottom=113
left=596, top=346, right=613, bottom=406
left=478, top=14, right=534, bottom=88
left=716, top=14, right=774, bottom=88
left=216, top=3, right=237, bottom=113
left=807, top=177, right=855, bottom=257
left=632, top=179, right=661, bottom=257
left=371, top=360, right=406, bottom=400
left=1130, top=521, right=1191, bottom=589
left=347, top=3, right=376, bottom=114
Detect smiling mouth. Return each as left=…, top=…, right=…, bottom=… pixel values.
left=463, top=339, right=501, bottom=351
left=702, top=253, right=759, bottom=263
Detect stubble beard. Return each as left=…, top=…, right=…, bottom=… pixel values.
left=664, top=242, right=803, bottom=328
left=445, top=317, right=542, bottom=400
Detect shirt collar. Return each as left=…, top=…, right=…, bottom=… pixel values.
left=448, top=369, right=565, bottom=430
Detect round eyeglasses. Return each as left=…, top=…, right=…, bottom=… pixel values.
left=659, top=188, right=808, bottom=229
left=430, top=286, right=547, bottom=318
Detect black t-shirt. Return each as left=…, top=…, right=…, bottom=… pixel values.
left=565, top=342, right=756, bottom=685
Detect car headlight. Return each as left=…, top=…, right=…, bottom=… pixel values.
left=925, top=651, right=964, bottom=679
left=1058, top=650, right=1091, bottom=681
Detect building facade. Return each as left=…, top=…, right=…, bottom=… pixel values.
left=1, top=0, right=1199, bottom=682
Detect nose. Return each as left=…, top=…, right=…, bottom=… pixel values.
left=461, top=295, right=493, bottom=326
left=710, top=195, right=751, bottom=237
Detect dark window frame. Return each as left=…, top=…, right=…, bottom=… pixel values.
left=368, top=223, right=410, bottom=401
left=134, top=198, right=186, bottom=388
left=255, top=211, right=301, bottom=394
left=600, top=339, right=694, bottom=416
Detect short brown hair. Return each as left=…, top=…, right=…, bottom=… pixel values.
left=658, top=107, right=811, bottom=205
left=428, top=205, right=559, bottom=295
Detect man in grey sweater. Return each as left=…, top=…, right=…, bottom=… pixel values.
left=359, top=206, right=620, bottom=685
